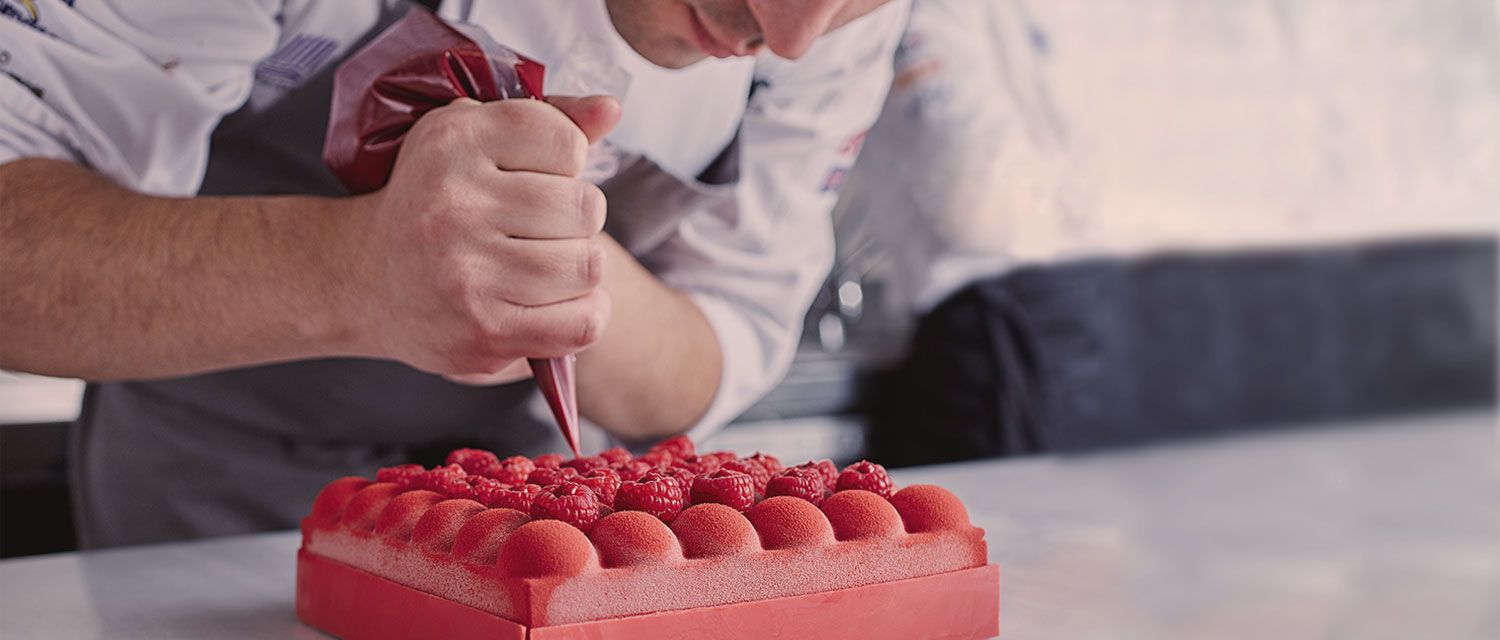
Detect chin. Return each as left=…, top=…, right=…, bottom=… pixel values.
left=651, top=44, right=710, bottom=69
left=623, top=28, right=710, bottom=69
left=641, top=22, right=712, bottom=69
left=606, top=0, right=712, bottom=69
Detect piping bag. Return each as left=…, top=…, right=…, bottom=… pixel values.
left=322, top=7, right=606, bottom=457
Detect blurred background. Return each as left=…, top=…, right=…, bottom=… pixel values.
left=2, top=0, right=1496, bottom=559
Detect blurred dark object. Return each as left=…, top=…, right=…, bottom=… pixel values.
left=0, top=423, right=77, bottom=557
left=868, top=236, right=1498, bottom=467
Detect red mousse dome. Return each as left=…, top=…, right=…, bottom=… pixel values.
left=820, top=489, right=905, bottom=541
left=307, top=477, right=371, bottom=527
left=411, top=499, right=490, bottom=554
left=449, top=508, right=532, bottom=565
left=671, top=503, right=761, bottom=558
left=590, top=511, right=682, bottom=567
left=498, top=520, right=596, bottom=578
left=745, top=496, right=835, bottom=550
left=888, top=484, right=972, bottom=533
left=374, top=490, right=448, bottom=541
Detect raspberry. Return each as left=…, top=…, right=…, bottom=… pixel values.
left=466, top=474, right=506, bottom=487
left=577, top=467, right=622, bottom=507
left=445, top=448, right=500, bottom=475
left=673, top=454, right=722, bottom=475
left=765, top=467, right=828, bottom=505
left=418, top=464, right=473, bottom=499
left=746, top=452, right=784, bottom=474
left=707, top=451, right=738, bottom=466
left=690, top=469, right=756, bottom=512
left=502, top=455, right=535, bottom=470
left=722, top=459, right=772, bottom=494
left=793, top=459, right=840, bottom=492
left=375, top=464, right=425, bottom=487
left=467, top=476, right=510, bottom=505
left=528, top=466, right=581, bottom=487
left=531, top=483, right=601, bottom=531
left=599, top=447, right=632, bottom=464
left=817, top=460, right=840, bottom=489
left=650, top=435, right=695, bottom=460
left=533, top=453, right=565, bottom=469
left=835, top=460, right=896, bottom=498
left=480, top=456, right=534, bottom=485
left=614, top=473, right=687, bottom=522
left=638, top=449, right=674, bottom=467
left=612, top=459, right=655, bottom=481
left=563, top=455, right=610, bottom=473
left=484, top=483, right=543, bottom=511
left=657, top=466, right=697, bottom=493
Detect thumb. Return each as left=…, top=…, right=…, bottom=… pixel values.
left=545, top=95, right=622, bottom=145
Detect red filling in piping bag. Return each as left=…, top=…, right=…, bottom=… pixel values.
left=530, top=355, right=580, bottom=458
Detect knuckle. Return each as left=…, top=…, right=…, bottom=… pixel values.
left=578, top=182, right=607, bottom=233
left=418, top=203, right=463, bottom=244
left=413, top=107, right=470, bottom=146
left=467, top=313, right=512, bottom=354
left=436, top=269, right=472, bottom=305
left=494, top=99, right=544, bottom=129
left=442, top=269, right=493, bottom=329
left=570, top=295, right=608, bottom=349
left=457, top=300, right=493, bottom=344
left=498, top=101, right=558, bottom=143
left=554, top=125, right=590, bottom=175
left=517, top=243, right=574, bottom=283
left=488, top=174, right=533, bottom=226
left=494, top=101, right=586, bottom=175
left=581, top=240, right=605, bottom=288
left=510, top=242, right=555, bottom=281
left=575, top=311, right=603, bottom=349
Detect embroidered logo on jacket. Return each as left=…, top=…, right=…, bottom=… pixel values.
left=821, top=129, right=869, bottom=193
left=2, top=0, right=73, bottom=35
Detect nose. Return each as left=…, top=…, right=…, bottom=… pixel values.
left=731, top=34, right=765, bottom=56
left=710, top=8, right=765, bottom=57
left=746, top=0, right=841, bottom=60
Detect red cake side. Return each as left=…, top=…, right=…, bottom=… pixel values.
left=298, top=445, right=992, bottom=628
left=297, top=549, right=999, bottom=640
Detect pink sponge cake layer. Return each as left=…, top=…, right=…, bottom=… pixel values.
left=302, top=479, right=987, bottom=627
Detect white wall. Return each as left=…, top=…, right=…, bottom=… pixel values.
left=852, top=0, right=1500, bottom=271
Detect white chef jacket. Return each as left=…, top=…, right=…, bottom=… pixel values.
left=0, top=0, right=909, bottom=436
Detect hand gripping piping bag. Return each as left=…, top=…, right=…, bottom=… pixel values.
left=323, top=7, right=623, bottom=458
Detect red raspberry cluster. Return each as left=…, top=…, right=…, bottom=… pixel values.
left=370, top=437, right=899, bottom=532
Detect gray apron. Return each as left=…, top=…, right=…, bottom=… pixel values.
left=71, top=1, right=743, bottom=548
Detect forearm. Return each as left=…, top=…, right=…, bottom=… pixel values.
left=0, top=158, right=366, bottom=379
left=576, top=236, right=722, bottom=439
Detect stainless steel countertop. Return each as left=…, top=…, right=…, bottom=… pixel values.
left=2, top=412, right=1494, bottom=639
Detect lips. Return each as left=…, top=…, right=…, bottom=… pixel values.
left=688, top=6, right=734, bottom=58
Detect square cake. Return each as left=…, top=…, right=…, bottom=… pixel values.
left=296, top=437, right=999, bottom=639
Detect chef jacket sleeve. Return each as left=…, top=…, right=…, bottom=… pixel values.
left=0, top=1, right=280, bottom=195
left=645, top=2, right=910, bottom=437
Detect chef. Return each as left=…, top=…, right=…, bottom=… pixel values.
left=0, top=0, right=906, bottom=547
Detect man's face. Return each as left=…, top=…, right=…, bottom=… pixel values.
left=604, top=0, right=891, bottom=69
